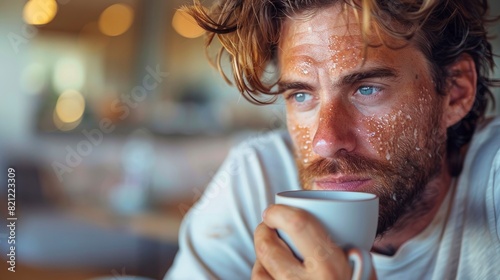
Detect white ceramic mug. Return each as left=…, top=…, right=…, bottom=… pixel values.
left=275, top=190, right=379, bottom=280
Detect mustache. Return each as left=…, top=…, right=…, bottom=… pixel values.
left=299, top=152, right=395, bottom=180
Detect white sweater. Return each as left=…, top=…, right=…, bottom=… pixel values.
left=166, top=117, right=500, bottom=280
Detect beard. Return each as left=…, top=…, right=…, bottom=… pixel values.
left=296, top=107, right=446, bottom=236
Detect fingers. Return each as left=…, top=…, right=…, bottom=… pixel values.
left=253, top=222, right=303, bottom=279
left=262, top=204, right=351, bottom=276
left=251, top=260, right=273, bottom=280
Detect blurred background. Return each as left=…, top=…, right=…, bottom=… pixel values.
left=0, top=1, right=498, bottom=279
left=0, top=0, right=286, bottom=279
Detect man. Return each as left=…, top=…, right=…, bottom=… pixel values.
left=167, top=0, right=500, bottom=279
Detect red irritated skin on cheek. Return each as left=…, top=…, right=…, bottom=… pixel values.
left=363, top=87, right=438, bottom=164
left=289, top=125, right=313, bottom=164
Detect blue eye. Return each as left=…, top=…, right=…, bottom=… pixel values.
left=357, top=86, right=380, bottom=96
left=293, top=92, right=312, bottom=103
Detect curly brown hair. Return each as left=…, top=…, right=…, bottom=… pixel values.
left=185, top=0, right=498, bottom=176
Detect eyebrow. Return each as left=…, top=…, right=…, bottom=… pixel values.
left=278, top=67, right=399, bottom=94
left=336, top=67, right=399, bottom=87
left=277, top=81, right=315, bottom=94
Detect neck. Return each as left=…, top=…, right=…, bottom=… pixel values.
left=372, top=166, right=453, bottom=256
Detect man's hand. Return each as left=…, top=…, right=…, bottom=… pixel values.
left=252, top=204, right=374, bottom=280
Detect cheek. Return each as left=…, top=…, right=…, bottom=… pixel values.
left=289, top=124, right=314, bottom=164
left=362, top=87, right=437, bottom=162
left=363, top=109, right=418, bottom=162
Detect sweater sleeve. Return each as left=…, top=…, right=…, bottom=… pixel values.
left=165, top=132, right=300, bottom=280
left=164, top=147, right=257, bottom=280
left=165, top=131, right=298, bottom=280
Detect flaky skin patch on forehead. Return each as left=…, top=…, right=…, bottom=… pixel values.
left=277, top=4, right=415, bottom=87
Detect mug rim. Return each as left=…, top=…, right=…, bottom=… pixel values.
left=276, top=190, right=378, bottom=202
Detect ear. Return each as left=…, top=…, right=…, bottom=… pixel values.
left=442, top=53, right=477, bottom=128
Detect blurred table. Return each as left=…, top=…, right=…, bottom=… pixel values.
left=0, top=205, right=183, bottom=280
left=67, top=204, right=184, bottom=243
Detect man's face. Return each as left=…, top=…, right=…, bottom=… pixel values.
left=279, top=5, right=448, bottom=234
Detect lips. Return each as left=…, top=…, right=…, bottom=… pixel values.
left=313, top=176, right=371, bottom=191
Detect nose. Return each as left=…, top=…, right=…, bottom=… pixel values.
left=312, top=101, right=357, bottom=158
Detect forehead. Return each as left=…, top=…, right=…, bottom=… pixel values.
left=279, top=5, right=362, bottom=55
left=277, top=5, right=409, bottom=74
left=282, top=5, right=361, bottom=43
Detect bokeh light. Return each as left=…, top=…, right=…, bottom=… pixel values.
left=53, top=111, right=82, bottom=131
left=172, top=9, right=205, bottom=39
left=23, top=0, right=58, bottom=25
left=99, top=4, right=134, bottom=37
left=54, top=89, right=85, bottom=131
